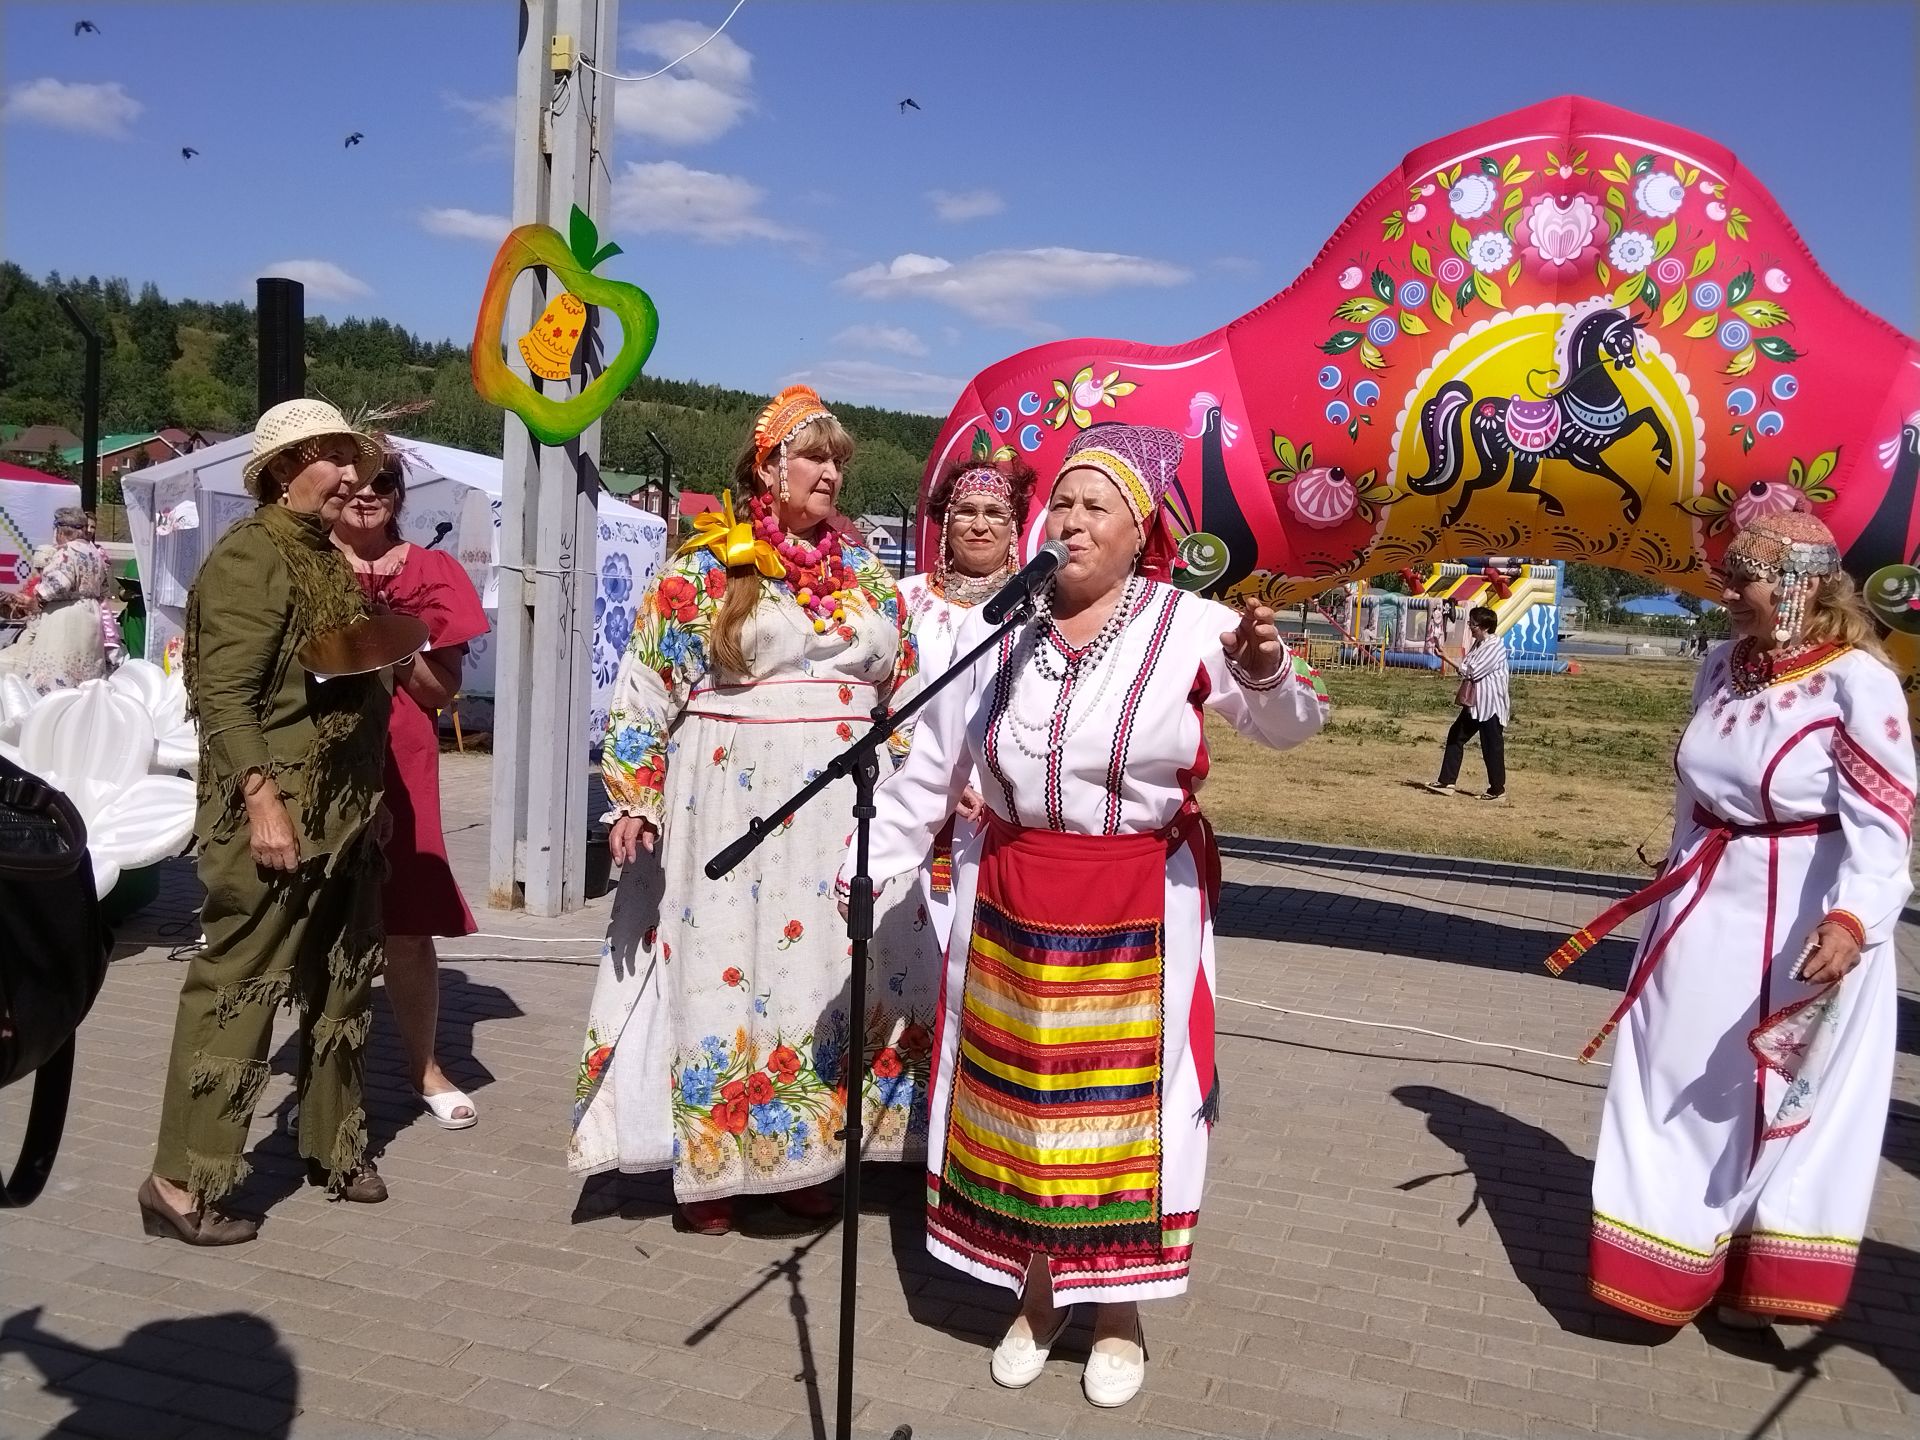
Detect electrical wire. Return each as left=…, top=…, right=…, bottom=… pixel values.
left=576, top=0, right=749, bottom=83
left=1219, top=993, right=1608, bottom=1067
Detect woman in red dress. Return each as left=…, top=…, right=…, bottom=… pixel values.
left=332, top=452, right=489, bottom=1129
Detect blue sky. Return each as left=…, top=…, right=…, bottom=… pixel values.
left=4, top=1, right=1913, bottom=414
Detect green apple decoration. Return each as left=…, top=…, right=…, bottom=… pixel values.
left=471, top=205, right=659, bottom=446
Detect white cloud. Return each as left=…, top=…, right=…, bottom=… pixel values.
left=928, top=188, right=1004, bottom=222
left=3, top=78, right=142, bottom=138
left=258, top=260, right=372, bottom=302
left=609, top=160, right=796, bottom=243
left=629, top=19, right=752, bottom=86
left=782, top=360, right=966, bottom=415
left=442, top=90, right=515, bottom=137
left=613, top=20, right=753, bottom=145
left=831, top=324, right=928, bottom=358
left=838, top=248, right=1190, bottom=326
left=419, top=208, right=512, bottom=243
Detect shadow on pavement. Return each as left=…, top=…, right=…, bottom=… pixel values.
left=0, top=1307, right=295, bottom=1438
left=1392, top=1084, right=1920, bottom=1398
left=1216, top=880, right=1637, bottom=991
left=223, top=966, right=523, bottom=1221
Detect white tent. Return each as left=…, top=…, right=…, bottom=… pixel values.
left=1, top=473, right=82, bottom=591
left=121, top=434, right=667, bottom=743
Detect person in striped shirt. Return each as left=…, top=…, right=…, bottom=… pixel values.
left=1426, top=604, right=1509, bottom=801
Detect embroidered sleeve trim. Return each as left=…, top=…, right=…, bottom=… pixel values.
left=1835, top=726, right=1916, bottom=836
left=1823, top=909, right=1866, bottom=947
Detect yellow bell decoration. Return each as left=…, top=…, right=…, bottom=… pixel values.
left=516, top=292, right=588, bottom=381
left=677, top=493, right=786, bottom=578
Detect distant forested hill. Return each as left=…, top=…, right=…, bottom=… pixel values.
left=0, top=264, right=941, bottom=514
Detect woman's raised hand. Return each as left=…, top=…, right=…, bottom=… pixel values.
left=1221, top=602, right=1283, bottom=682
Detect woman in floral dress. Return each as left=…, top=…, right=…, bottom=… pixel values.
left=568, top=386, right=930, bottom=1234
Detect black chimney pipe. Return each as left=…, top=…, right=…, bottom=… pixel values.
left=54, top=296, right=101, bottom=512
left=255, top=278, right=306, bottom=414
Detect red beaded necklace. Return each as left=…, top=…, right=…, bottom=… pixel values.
left=747, top=492, right=861, bottom=633
left=1728, top=635, right=1848, bottom=695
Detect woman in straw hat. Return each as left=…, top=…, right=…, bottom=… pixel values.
left=139, top=399, right=397, bottom=1243
left=568, top=385, right=932, bottom=1236
left=852, top=423, right=1328, bottom=1406
left=1544, top=505, right=1914, bottom=1330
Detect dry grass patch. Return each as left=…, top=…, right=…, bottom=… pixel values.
left=1203, top=657, right=1695, bottom=874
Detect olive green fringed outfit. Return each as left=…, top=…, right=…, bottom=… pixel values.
left=153, top=504, right=391, bottom=1202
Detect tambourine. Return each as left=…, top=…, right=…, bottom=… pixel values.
left=296, top=613, right=429, bottom=678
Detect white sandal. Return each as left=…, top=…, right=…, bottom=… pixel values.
left=422, top=1089, right=478, bottom=1130
left=1082, top=1315, right=1147, bottom=1408
left=991, top=1306, right=1074, bottom=1389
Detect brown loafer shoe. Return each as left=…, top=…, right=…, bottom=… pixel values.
left=306, top=1158, right=389, bottom=1203
left=136, top=1177, right=259, bottom=1246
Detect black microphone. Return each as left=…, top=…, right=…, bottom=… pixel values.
left=425, top=521, right=454, bottom=550
left=982, top=540, right=1070, bottom=624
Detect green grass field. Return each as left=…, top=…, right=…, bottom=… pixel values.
left=1204, top=657, right=1695, bottom=874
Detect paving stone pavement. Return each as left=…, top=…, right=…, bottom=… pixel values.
left=3, top=751, right=1916, bottom=1439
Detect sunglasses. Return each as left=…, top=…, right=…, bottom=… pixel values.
left=359, top=474, right=401, bottom=498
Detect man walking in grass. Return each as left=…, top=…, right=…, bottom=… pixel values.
left=1425, top=604, right=1510, bottom=802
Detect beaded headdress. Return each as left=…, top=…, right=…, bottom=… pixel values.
left=949, top=466, right=1013, bottom=508
left=937, top=465, right=1018, bottom=602
left=1724, top=507, right=1841, bottom=642
left=1060, top=423, right=1183, bottom=538
left=753, top=384, right=836, bottom=504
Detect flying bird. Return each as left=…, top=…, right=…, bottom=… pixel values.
left=74, top=19, right=100, bottom=34
left=344, top=132, right=364, bottom=148
left=180, top=147, right=198, bottom=160
left=897, top=98, right=919, bottom=113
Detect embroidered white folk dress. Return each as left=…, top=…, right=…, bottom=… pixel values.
left=1585, top=642, right=1913, bottom=1324
left=568, top=543, right=937, bottom=1201
left=858, top=581, right=1327, bottom=1304
left=885, top=573, right=987, bottom=951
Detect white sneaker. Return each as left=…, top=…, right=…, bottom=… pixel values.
left=1081, top=1317, right=1147, bottom=1408
left=1423, top=782, right=1456, bottom=795
left=990, top=1307, right=1073, bottom=1389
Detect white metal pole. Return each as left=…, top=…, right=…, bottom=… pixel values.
left=522, top=0, right=617, bottom=915
left=488, top=0, right=558, bottom=910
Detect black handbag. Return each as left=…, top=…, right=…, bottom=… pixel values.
left=0, top=754, right=111, bottom=1207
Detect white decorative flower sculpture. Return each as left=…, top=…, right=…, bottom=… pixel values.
left=0, top=670, right=34, bottom=755
left=109, top=659, right=199, bottom=775
left=15, top=678, right=198, bottom=897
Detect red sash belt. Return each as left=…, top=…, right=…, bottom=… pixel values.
left=1546, top=804, right=1840, bottom=1062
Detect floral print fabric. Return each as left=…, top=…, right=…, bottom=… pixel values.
left=570, top=539, right=935, bottom=1198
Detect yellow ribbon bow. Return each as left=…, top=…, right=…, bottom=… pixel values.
left=677, top=493, right=786, bottom=578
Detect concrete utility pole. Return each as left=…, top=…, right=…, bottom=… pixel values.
left=490, top=0, right=620, bottom=915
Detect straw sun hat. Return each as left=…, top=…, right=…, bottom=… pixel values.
left=242, top=398, right=384, bottom=497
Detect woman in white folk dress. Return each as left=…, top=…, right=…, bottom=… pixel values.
left=883, top=455, right=1037, bottom=954
left=853, top=423, right=1328, bottom=1407
left=568, top=386, right=931, bottom=1235
left=1546, top=506, right=1913, bottom=1329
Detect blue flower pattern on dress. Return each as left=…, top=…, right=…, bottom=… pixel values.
left=583, top=541, right=934, bottom=1195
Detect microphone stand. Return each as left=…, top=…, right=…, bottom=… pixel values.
left=706, top=590, right=1041, bottom=1440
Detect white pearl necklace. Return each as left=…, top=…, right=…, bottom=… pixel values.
left=1004, top=577, right=1141, bottom=759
